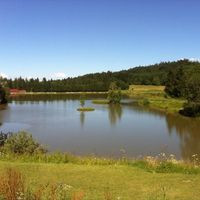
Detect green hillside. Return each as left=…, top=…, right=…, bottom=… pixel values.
left=5, top=59, right=200, bottom=92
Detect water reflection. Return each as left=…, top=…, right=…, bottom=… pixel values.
left=80, top=111, right=85, bottom=127
left=1, top=96, right=200, bottom=159
left=117, top=102, right=200, bottom=160
left=166, top=114, right=200, bottom=160
left=10, top=94, right=107, bottom=102
left=108, top=104, right=123, bottom=125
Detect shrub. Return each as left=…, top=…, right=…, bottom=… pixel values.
left=107, top=82, right=122, bottom=104
left=2, top=131, right=47, bottom=154
left=80, top=99, right=85, bottom=107
left=179, top=102, right=200, bottom=117
left=0, top=132, right=10, bottom=147
left=0, top=86, right=7, bottom=104
left=0, top=168, right=85, bottom=200
left=143, top=98, right=150, bottom=106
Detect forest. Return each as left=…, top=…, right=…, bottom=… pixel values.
left=2, top=59, right=200, bottom=92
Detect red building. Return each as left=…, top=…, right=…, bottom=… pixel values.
left=10, top=89, right=26, bottom=95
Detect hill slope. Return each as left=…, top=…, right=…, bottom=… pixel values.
left=6, top=59, right=200, bottom=92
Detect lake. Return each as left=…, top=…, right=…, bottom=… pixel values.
left=0, top=94, right=200, bottom=160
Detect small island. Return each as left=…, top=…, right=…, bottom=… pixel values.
left=77, top=97, right=95, bottom=112
left=77, top=107, right=95, bottom=111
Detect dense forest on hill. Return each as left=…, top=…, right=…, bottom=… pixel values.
left=3, top=59, right=200, bottom=92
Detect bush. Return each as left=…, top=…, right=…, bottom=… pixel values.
left=179, top=102, right=200, bottom=117
left=0, top=86, right=7, bottom=104
left=107, top=82, right=122, bottom=104
left=143, top=98, right=150, bottom=106
left=0, top=132, right=10, bottom=147
left=2, top=131, right=47, bottom=154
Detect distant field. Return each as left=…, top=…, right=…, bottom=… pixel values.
left=128, top=85, right=165, bottom=97
left=128, top=85, right=185, bottom=113
left=129, top=85, right=165, bottom=92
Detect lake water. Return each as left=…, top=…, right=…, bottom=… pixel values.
left=0, top=94, right=200, bottom=160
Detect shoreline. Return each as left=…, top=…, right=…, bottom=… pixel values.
left=9, top=85, right=185, bottom=114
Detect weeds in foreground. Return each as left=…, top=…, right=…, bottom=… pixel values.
left=0, top=168, right=84, bottom=200
left=148, top=186, right=169, bottom=200
left=0, top=168, right=24, bottom=200
left=0, top=168, right=171, bottom=200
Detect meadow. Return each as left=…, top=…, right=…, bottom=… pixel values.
left=1, top=155, right=200, bottom=200
left=127, top=85, right=186, bottom=113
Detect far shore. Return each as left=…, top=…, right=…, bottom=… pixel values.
left=8, top=85, right=187, bottom=115
left=11, top=91, right=108, bottom=95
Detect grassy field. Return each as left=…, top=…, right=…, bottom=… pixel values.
left=0, top=160, right=200, bottom=200
left=127, top=85, right=186, bottom=113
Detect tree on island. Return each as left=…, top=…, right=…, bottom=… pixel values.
left=80, top=95, right=85, bottom=108
left=107, top=82, right=122, bottom=104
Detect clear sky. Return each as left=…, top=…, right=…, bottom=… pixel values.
left=0, top=0, right=200, bottom=79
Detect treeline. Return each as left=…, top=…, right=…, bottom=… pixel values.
left=0, top=79, right=7, bottom=104
left=3, top=59, right=200, bottom=92
left=165, top=67, right=200, bottom=117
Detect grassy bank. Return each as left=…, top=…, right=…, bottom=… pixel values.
left=10, top=85, right=185, bottom=114
left=127, top=85, right=186, bottom=113
left=0, top=159, right=200, bottom=200
left=0, top=131, right=200, bottom=199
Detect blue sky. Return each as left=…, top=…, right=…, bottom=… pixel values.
left=0, top=0, right=200, bottom=79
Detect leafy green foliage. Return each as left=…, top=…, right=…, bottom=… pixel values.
left=0, top=132, right=9, bottom=147
left=165, top=65, right=200, bottom=117
left=185, top=80, right=200, bottom=103
left=165, top=68, right=187, bottom=98
left=180, top=102, right=200, bottom=117
left=2, top=131, right=47, bottom=154
left=107, top=82, right=122, bottom=104
left=79, top=95, right=85, bottom=107
left=0, top=85, right=7, bottom=104
left=5, top=59, right=200, bottom=92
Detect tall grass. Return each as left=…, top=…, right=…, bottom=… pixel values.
left=0, top=168, right=85, bottom=200
left=0, top=168, right=24, bottom=200
left=0, top=168, right=172, bottom=200
left=0, top=152, right=200, bottom=175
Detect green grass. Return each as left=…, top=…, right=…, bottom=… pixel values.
left=127, top=85, right=186, bottom=113
left=0, top=160, right=200, bottom=200
left=92, top=99, right=109, bottom=104
left=0, top=152, right=200, bottom=174
left=77, top=107, right=95, bottom=111
left=1, top=152, right=200, bottom=199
